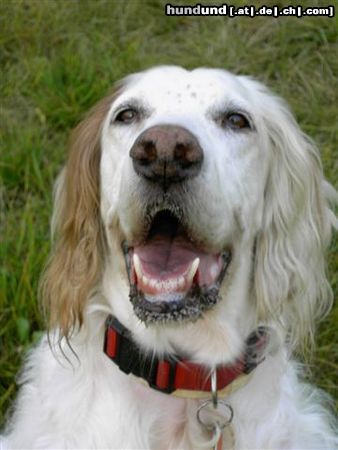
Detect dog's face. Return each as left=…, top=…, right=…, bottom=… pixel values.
left=45, top=66, right=333, bottom=363
left=101, top=68, right=269, bottom=331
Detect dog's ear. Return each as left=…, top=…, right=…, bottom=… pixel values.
left=251, top=84, right=337, bottom=352
left=40, top=85, right=123, bottom=339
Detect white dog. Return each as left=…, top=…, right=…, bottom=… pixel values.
left=3, top=66, right=337, bottom=449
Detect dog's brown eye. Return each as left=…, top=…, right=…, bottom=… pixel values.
left=223, top=113, right=250, bottom=130
left=115, top=108, right=138, bottom=123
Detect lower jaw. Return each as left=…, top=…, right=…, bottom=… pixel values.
left=128, top=251, right=232, bottom=325
left=129, top=283, right=221, bottom=324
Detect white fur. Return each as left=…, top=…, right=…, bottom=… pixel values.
left=3, top=66, right=337, bottom=449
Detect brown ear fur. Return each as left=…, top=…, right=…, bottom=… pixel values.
left=40, top=87, right=122, bottom=338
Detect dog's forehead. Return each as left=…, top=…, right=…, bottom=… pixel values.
left=119, top=66, right=249, bottom=109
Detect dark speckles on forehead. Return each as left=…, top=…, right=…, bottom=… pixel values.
left=158, top=78, right=211, bottom=106
left=166, top=89, right=184, bottom=103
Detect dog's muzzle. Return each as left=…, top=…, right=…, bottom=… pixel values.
left=125, top=125, right=231, bottom=324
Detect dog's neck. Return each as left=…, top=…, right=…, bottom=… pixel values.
left=103, top=315, right=270, bottom=399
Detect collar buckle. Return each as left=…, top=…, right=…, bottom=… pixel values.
left=104, top=315, right=177, bottom=394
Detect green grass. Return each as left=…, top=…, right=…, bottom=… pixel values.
left=1, top=0, right=337, bottom=427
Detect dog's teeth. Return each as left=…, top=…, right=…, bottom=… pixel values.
left=142, top=275, right=150, bottom=286
left=149, top=279, right=157, bottom=289
left=133, top=254, right=143, bottom=281
left=178, top=276, right=185, bottom=288
left=186, top=257, right=200, bottom=283
left=168, top=278, right=179, bottom=290
left=133, top=255, right=200, bottom=294
left=162, top=280, right=170, bottom=291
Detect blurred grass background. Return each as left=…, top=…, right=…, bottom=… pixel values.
left=0, top=0, right=337, bottom=427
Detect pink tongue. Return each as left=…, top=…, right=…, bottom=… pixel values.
left=134, top=234, right=222, bottom=285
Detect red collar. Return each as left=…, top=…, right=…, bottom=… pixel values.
left=104, top=315, right=269, bottom=397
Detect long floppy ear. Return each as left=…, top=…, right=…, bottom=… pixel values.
left=40, top=86, right=122, bottom=339
left=251, top=83, right=337, bottom=353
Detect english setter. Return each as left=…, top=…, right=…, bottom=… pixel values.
left=3, top=66, right=337, bottom=449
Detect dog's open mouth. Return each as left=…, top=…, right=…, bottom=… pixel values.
left=123, top=209, right=232, bottom=324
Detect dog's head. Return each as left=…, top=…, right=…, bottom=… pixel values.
left=42, top=66, right=335, bottom=362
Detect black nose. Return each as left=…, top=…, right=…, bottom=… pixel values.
left=129, top=125, right=204, bottom=190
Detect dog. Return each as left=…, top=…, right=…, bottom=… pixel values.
left=3, top=66, right=337, bottom=449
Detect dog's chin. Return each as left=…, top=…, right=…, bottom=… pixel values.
left=122, top=209, right=232, bottom=325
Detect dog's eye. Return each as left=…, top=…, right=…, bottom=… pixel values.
left=223, top=113, right=250, bottom=130
left=115, top=108, right=138, bottom=123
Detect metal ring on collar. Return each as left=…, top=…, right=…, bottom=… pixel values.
left=196, top=399, right=234, bottom=431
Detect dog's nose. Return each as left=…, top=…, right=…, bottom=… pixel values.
left=129, top=125, right=203, bottom=190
